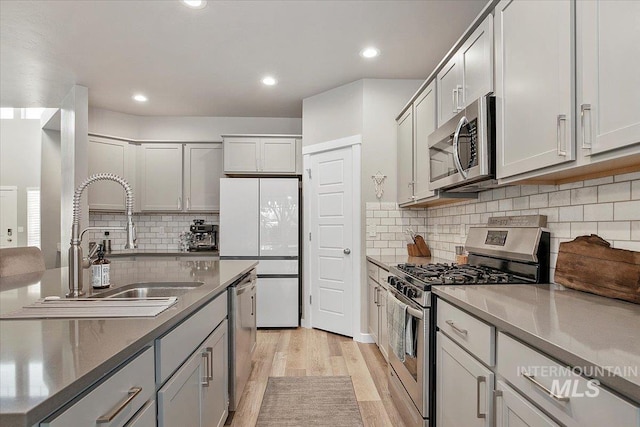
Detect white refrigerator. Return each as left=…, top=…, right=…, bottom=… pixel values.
left=219, top=178, right=300, bottom=327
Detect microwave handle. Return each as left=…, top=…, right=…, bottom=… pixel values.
left=452, top=116, right=469, bottom=179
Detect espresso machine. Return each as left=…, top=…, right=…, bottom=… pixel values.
left=188, top=219, right=218, bottom=251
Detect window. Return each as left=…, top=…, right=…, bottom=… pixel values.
left=26, top=187, right=40, bottom=248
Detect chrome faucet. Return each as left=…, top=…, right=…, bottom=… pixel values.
left=67, top=173, right=137, bottom=297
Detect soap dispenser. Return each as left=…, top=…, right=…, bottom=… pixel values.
left=91, top=245, right=111, bottom=289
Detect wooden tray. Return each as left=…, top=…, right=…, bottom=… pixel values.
left=554, top=235, right=640, bottom=304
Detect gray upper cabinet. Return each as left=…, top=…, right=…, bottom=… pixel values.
left=495, top=0, right=574, bottom=179
left=88, top=136, right=135, bottom=211
left=223, top=135, right=300, bottom=174
left=437, top=54, right=462, bottom=127
left=577, top=0, right=640, bottom=156
left=184, top=143, right=223, bottom=211
left=413, top=81, right=437, bottom=201
left=437, top=14, right=493, bottom=127
left=139, top=144, right=183, bottom=211
left=397, top=108, right=415, bottom=204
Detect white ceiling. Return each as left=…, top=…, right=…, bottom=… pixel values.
left=0, top=0, right=487, bottom=118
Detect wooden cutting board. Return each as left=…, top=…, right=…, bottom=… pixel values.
left=555, top=235, right=640, bottom=304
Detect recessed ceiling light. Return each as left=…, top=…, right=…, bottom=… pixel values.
left=132, top=94, right=148, bottom=103
left=262, top=76, right=277, bottom=86
left=182, top=0, right=207, bottom=9
left=360, top=47, right=380, bottom=59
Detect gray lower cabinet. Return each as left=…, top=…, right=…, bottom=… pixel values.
left=125, top=400, right=157, bottom=427
left=436, top=331, right=493, bottom=427
left=201, top=321, right=229, bottom=427
left=495, top=380, right=558, bottom=427
left=157, top=319, right=228, bottom=427
left=157, top=345, right=203, bottom=427
left=41, top=347, right=155, bottom=427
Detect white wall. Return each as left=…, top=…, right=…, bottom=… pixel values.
left=302, top=80, right=364, bottom=146
left=361, top=79, right=422, bottom=203
left=89, top=107, right=302, bottom=141
left=41, top=129, right=61, bottom=268
left=0, top=118, right=42, bottom=247
left=301, top=78, right=423, bottom=340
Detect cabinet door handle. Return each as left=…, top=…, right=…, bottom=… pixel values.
left=186, top=197, right=190, bottom=210
left=456, top=84, right=463, bottom=110
left=251, top=295, right=254, bottom=316
left=373, top=286, right=378, bottom=305
left=452, top=88, right=458, bottom=113
left=581, top=104, right=592, bottom=149
left=522, top=372, right=570, bottom=402
left=201, top=351, right=210, bottom=386
left=476, top=375, right=486, bottom=419
left=557, top=114, right=567, bottom=156
left=445, top=320, right=468, bottom=337
left=96, top=386, right=142, bottom=424
left=206, top=347, right=214, bottom=381
left=177, top=197, right=182, bottom=210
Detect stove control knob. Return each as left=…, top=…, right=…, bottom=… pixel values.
left=407, top=288, right=417, bottom=298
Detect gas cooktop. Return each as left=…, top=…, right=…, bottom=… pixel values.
left=396, top=263, right=527, bottom=285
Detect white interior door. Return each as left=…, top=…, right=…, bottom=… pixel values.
left=309, top=147, right=353, bottom=337
left=0, top=187, right=18, bottom=248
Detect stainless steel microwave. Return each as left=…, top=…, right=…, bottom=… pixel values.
left=428, top=94, right=496, bottom=192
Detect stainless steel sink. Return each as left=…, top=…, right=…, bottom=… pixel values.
left=93, top=282, right=203, bottom=299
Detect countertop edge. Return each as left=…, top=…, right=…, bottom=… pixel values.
left=3, top=261, right=257, bottom=427
left=366, top=256, right=391, bottom=271
left=432, top=286, right=640, bottom=406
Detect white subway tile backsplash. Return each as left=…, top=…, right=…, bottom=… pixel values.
left=613, top=240, right=640, bottom=251
left=559, top=205, right=583, bottom=222
left=570, top=222, right=598, bottom=238
left=598, top=182, right=631, bottom=203
left=548, top=190, right=570, bottom=207
left=368, top=173, right=638, bottom=284
left=520, top=185, right=539, bottom=195
left=614, top=171, right=640, bottom=182
left=584, top=203, right=613, bottom=222
left=598, top=221, right=631, bottom=241
left=633, top=222, right=640, bottom=241
left=614, top=200, right=640, bottom=221
left=505, top=186, right=520, bottom=198
left=529, top=194, right=549, bottom=208
left=571, top=186, right=598, bottom=205
left=632, top=180, right=640, bottom=200
left=373, top=211, right=389, bottom=218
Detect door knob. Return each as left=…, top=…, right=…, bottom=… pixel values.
left=343, top=248, right=351, bottom=254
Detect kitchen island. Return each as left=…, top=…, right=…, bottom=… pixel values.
left=0, top=259, right=257, bottom=427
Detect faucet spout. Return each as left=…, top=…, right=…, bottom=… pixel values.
left=67, top=173, right=136, bottom=297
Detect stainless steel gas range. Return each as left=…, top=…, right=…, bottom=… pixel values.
left=386, top=216, right=550, bottom=427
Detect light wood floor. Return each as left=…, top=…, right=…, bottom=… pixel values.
left=229, top=327, right=408, bottom=427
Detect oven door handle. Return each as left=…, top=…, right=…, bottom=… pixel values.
left=388, top=290, right=424, bottom=320
left=406, top=305, right=424, bottom=320
left=453, top=115, right=469, bottom=179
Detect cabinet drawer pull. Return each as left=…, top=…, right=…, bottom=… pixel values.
left=522, top=372, right=570, bottom=402
left=445, top=320, right=468, bottom=336
left=96, top=386, right=142, bottom=424
left=250, top=295, right=254, bottom=316
left=476, top=375, right=486, bottom=419
left=201, top=351, right=210, bottom=386
left=373, top=286, right=378, bottom=305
